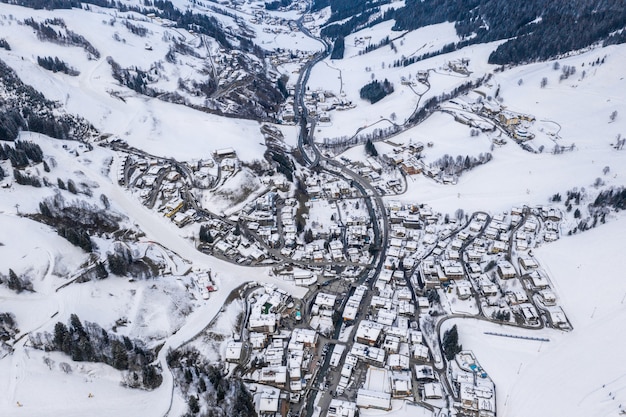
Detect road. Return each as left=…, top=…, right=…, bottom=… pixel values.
left=290, top=9, right=393, bottom=417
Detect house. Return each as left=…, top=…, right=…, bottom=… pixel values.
left=387, top=353, right=410, bottom=371
left=497, top=261, right=516, bottom=279
left=539, top=289, right=557, bottom=306
left=490, top=240, right=507, bottom=254
left=355, top=321, right=384, bottom=346
left=414, top=365, right=436, bottom=382
left=327, top=400, right=357, bottom=417
left=528, top=270, right=550, bottom=289
left=390, top=371, right=412, bottom=397
left=518, top=303, right=539, bottom=325
left=519, top=256, right=539, bottom=270
left=423, top=382, right=443, bottom=399
left=547, top=306, right=568, bottom=328
left=257, top=388, right=281, bottom=416
left=442, top=261, right=464, bottom=280
left=479, top=277, right=499, bottom=297
left=412, top=344, right=430, bottom=362
left=225, top=341, right=243, bottom=362
left=456, top=281, right=473, bottom=300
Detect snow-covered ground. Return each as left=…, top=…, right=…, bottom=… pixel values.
left=0, top=2, right=625, bottom=417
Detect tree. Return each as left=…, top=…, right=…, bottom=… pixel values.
left=603, top=166, right=611, bottom=175
left=574, top=208, right=581, bottom=218
left=199, top=225, right=214, bottom=243
left=67, top=179, right=77, bottom=194
left=540, top=77, right=548, bottom=88
left=304, top=228, right=314, bottom=244
left=53, top=322, right=69, bottom=350
left=188, top=395, right=200, bottom=414
left=330, top=35, right=345, bottom=59
left=610, top=110, right=618, bottom=122
left=442, top=324, right=462, bottom=360
left=365, top=139, right=378, bottom=157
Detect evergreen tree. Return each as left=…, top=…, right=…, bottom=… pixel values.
left=442, top=324, right=462, bottom=360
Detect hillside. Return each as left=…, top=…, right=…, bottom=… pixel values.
left=0, top=1, right=625, bottom=417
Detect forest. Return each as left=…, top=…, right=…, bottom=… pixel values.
left=359, top=79, right=394, bottom=104
left=30, top=314, right=162, bottom=390
left=314, top=0, right=626, bottom=65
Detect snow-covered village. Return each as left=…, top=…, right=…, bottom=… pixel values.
left=0, top=1, right=625, bottom=417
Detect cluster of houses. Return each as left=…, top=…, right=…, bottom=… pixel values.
left=118, top=154, right=200, bottom=227
left=190, top=270, right=217, bottom=300
left=380, top=141, right=425, bottom=177
left=237, top=170, right=376, bottom=270
left=279, top=89, right=355, bottom=124
left=236, top=285, right=325, bottom=414
left=408, top=202, right=569, bottom=329
left=449, top=351, right=496, bottom=417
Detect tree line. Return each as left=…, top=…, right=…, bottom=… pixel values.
left=30, top=314, right=162, bottom=390
left=23, top=17, right=100, bottom=58
left=37, top=193, right=122, bottom=252
left=37, top=56, right=80, bottom=76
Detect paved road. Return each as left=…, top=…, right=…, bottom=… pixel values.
left=291, top=10, right=393, bottom=417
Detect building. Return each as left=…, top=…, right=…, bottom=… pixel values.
left=327, top=400, right=357, bottom=417
left=356, top=389, right=391, bottom=410
left=225, top=341, right=243, bottom=362
left=497, top=261, right=516, bottom=279
left=257, top=388, right=281, bottom=416
left=355, top=321, right=384, bottom=346
left=423, top=382, right=443, bottom=399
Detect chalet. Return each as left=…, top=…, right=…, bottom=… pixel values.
left=479, top=277, right=499, bottom=297
left=258, top=388, right=281, bottom=416
left=544, top=231, right=559, bottom=242
left=497, top=261, right=516, bottom=279
left=390, top=371, right=412, bottom=397
left=547, top=306, right=568, bottom=328
left=259, top=366, right=287, bottom=387
left=519, top=303, right=539, bottom=325
left=414, top=365, right=435, bottom=382
left=387, top=354, right=410, bottom=371
left=423, top=382, right=444, bottom=399
left=528, top=270, right=550, bottom=289
left=490, top=240, right=507, bottom=254
left=519, top=256, right=539, bottom=270
left=539, top=289, right=557, bottom=306
left=412, top=344, right=430, bottom=362
left=456, top=281, right=473, bottom=300
left=213, top=147, right=237, bottom=159
left=355, top=321, right=384, bottom=346
left=421, top=258, right=440, bottom=288
left=507, top=289, right=528, bottom=305
left=442, top=262, right=465, bottom=280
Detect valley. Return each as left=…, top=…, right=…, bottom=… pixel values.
left=0, top=1, right=625, bottom=417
